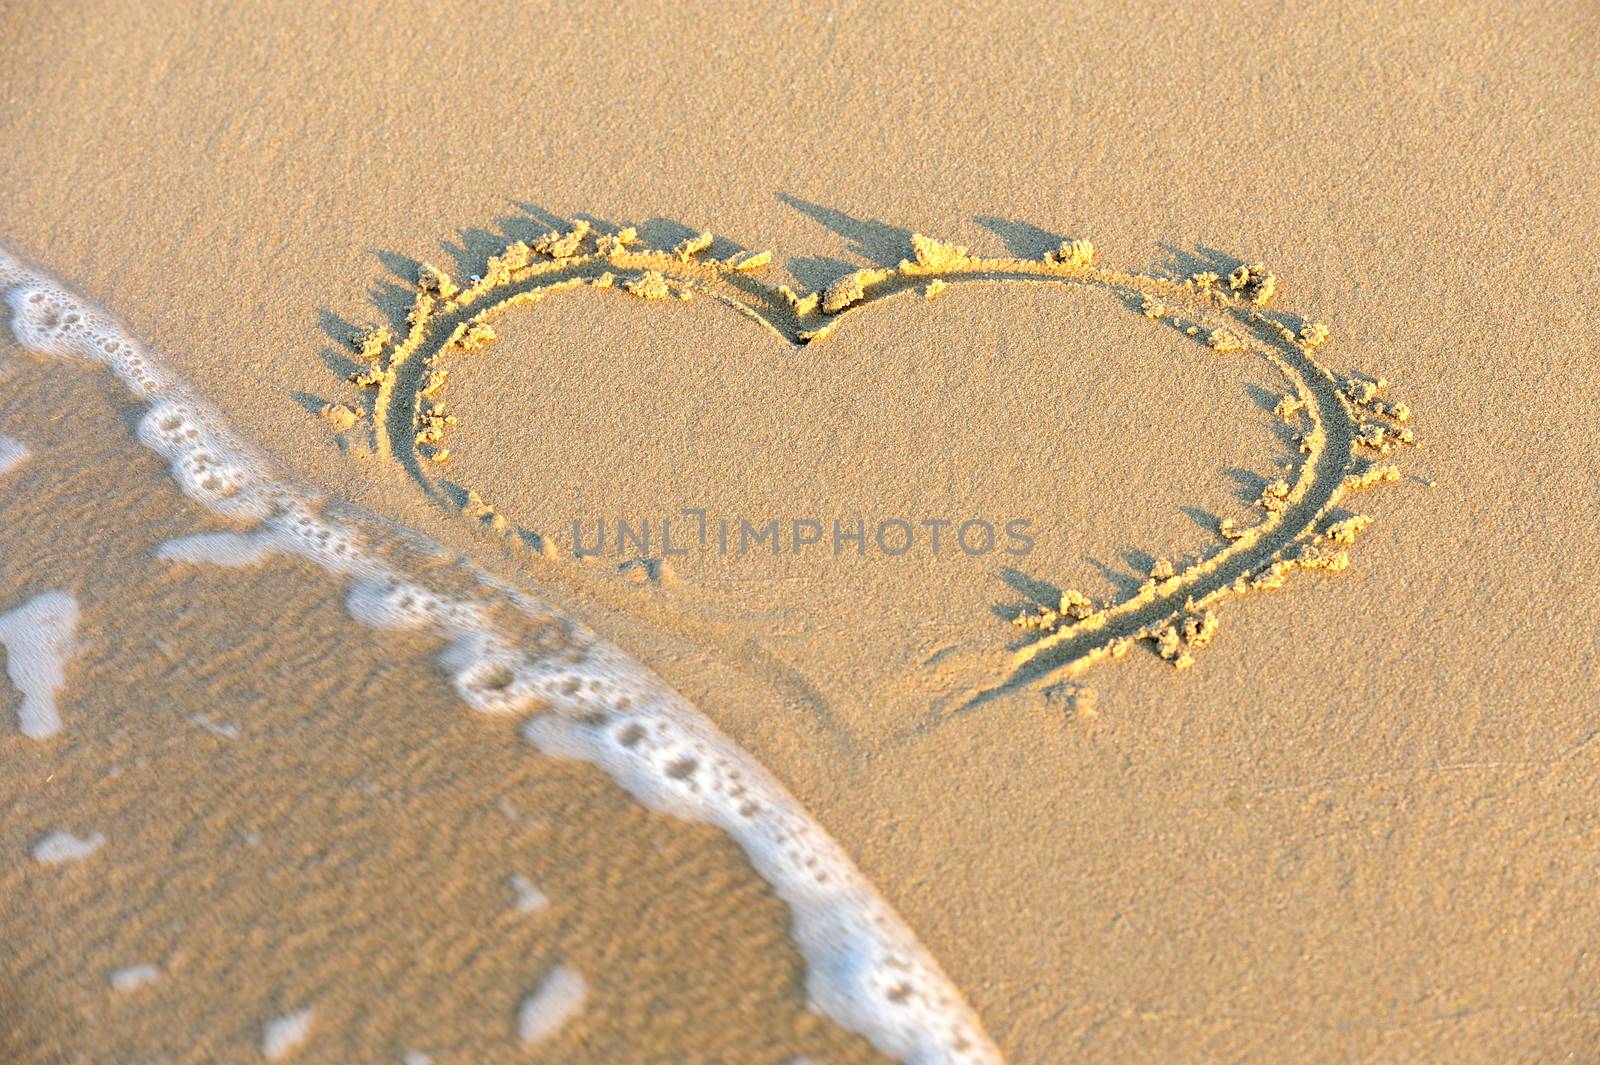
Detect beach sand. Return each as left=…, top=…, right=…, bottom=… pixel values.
left=1, top=1, right=1597, bottom=1061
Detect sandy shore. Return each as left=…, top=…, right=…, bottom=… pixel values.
left=1, top=1, right=1597, bottom=1061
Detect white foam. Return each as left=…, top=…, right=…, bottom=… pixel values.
left=158, top=531, right=277, bottom=567
left=401, top=1053, right=432, bottom=1065
left=189, top=713, right=240, bottom=739
left=261, top=1008, right=314, bottom=1060
left=509, top=874, right=550, bottom=914
left=0, top=246, right=1002, bottom=1064
left=109, top=963, right=161, bottom=993
left=517, top=963, right=586, bottom=1045
left=0, top=436, right=29, bottom=476
left=0, top=590, right=80, bottom=739
left=33, top=829, right=104, bottom=865
left=520, top=663, right=993, bottom=1063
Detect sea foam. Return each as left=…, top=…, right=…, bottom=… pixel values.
left=0, top=590, right=80, bottom=739
left=33, top=829, right=104, bottom=865
left=0, top=436, right=29, bottom=476
left=509, top=874, right=550, bottom=914
left=517, top=963, right=586, bottom=1045
left=261, top=1008, right=314, bottom=1060
left=0, top=246, right=1001, bottom=1064
left=109, top=963, right=161, bottom=993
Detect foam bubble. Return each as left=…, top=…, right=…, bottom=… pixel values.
left=509, top=874, right=549, bottom=914
left=0, top=436, right=29, bottom=476
left=346, top=575, right=467, bottom=631
left=261, top=1009, right=314, bottom=1060
left=0, top=590, right=80, bottom=739
left=517, top=963, right=586, bottom=1045
left=109, top=963, right=161, bottom=993
left=136, top=400, right=275, bottom=522
left=0, top=247, right=1002, bottom=1064
left=33, top=829, right=104, bottom=865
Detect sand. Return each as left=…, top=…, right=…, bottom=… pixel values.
left=1, top=1, right=1597, bottom=1061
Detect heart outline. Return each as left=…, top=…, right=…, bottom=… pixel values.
left=340, top=221, right=1416, bottom=705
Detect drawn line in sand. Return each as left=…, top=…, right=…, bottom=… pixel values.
left=334, top=222, right=1415, bottom=710
left=3, top=248, right=1001, bottom=1063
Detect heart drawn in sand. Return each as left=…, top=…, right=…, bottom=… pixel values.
left=333, top=220, right=1415, bottom=703
left=3, top=232, right=1417, bottom=1065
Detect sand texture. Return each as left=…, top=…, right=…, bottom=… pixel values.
left=1, top=1, right=1597, bottom=1061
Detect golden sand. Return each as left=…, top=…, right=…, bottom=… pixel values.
left=1, top=1, right=1597, bottom=1060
